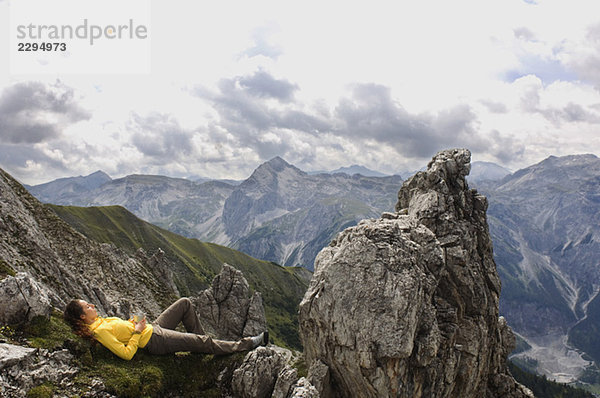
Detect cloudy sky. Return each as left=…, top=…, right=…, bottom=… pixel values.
left=1, top=0, right=600, bottom=185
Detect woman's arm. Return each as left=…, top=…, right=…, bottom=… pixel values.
left=95, top=329, right=143, bottom=360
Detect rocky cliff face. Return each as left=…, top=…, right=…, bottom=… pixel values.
left=0, top=168, right=176, bottom=320
left=299, top=149, right=532, bottom=398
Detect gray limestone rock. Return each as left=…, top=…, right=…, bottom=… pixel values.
left=243, top=292, right=268, bottom=337
left=230, top=346, right=320, bottom=398
left=0, top=343, right=79, bottom=398
left=0, top=273, right=53, bottom=324
left=138, top=247, right=180, bottom=297
left=193, top=263, right=267, bottom=340
left=271, top=366, right=299, bottom=398
left=0, top=344, right=36, bottom=370
left=231, top=346, right=287, bottom=398
left=307, top=359, right=331, bottom=398
left=299, top=148, right=533, bottom=398
left=288, top=378, right=320, bottom=398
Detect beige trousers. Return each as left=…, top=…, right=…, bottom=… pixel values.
left=144, top=298, right=254, bottom=355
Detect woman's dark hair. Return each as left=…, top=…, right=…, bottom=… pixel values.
left=63, top=299, right=95, bottom=341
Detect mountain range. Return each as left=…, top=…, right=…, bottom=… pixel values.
left=25, top=159, right=510, bottom=271
left=25, top=152, right=600, bottom=388
left=27, top=157, right=403, bottom=270
left=475, top=154, right=600, bottom=385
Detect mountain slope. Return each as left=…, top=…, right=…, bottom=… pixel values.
left=83, top=174, right=236, bottom=240
left=28, top=157, right=402, bottom=270
left=221, top=157, right=402, bottom=269
left=480, top=154, right=600, bottom=381
left=47, top=204, right=311, bottom=349
left=0, top=168, right=175, bottom=319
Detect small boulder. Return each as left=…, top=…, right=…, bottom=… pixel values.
left=288, top=378, right=320, bottom=398
left=271, top=366, right=299, bottom=398
left=231, top=346, right=287, bottom=398
left=0, top=273, right=52, bottom=325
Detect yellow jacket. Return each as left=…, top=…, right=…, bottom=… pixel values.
left=89, top=317, right=154, bottom=360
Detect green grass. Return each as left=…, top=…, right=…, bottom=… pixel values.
left=26, top=382, right=55, bottom=398
left=87, top=348, right=244, bottom=398
left=24, top=310, right=76, bottom=350
left=20, top=313, right=246, bottom=398
left=48, top=204, right=311, bottom=350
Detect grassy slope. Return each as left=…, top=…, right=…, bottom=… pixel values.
left=48, top=204, right=311, bottom=350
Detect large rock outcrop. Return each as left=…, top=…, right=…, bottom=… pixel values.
left=299, top=149, right=532, bottom=398
left=193, top=263, right=267, bottom=340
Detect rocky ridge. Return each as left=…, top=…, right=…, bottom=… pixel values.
left=193, top=263, right=267, bottom=340
left=299, top=149, right=532, bottom=397
left=0, top=168, right=177, bottom=319
left=0, top=344, right=82, bottom=398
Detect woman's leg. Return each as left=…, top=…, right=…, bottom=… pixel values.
left=145, top=326, right=255, bottom=356
left=154, top=298, right=205, bottom=334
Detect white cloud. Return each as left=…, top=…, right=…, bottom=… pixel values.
left=1, top=0, right=599, bottom=184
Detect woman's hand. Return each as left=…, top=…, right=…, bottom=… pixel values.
left=134, top=317, right=147, bottom=333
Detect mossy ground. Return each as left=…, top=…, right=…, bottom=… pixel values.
left=25, top=382, right=55, bottom=398
left=84, top=347, right=245, bottom=398
left=18, top=313, right=246, bottom=397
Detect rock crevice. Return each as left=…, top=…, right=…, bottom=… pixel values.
left=192, top=263, right=267, bottom=340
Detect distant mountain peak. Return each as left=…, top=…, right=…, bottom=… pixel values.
left=540, top=153, right=598, bottom=165
left=509, top=153, right=600, bottom=181
left=89, top=170, right=111, bottom=178
left=254, top=156, right=304, bottom=175
left=329, top=165, right=387, bottom=177
left=265, top=156, right=290, bottom=168
left=82, top=170, right=112, bottom=186
left=468, top=161, right=511, bottom=183
left=28, top=169, right=112, bottom=201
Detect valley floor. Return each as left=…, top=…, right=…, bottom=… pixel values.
left=512, top=332, right=592, bottom=383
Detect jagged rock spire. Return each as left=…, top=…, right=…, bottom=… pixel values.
left=299, top=149, right=533, bottom=398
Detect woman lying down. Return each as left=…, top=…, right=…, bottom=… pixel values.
left=64, top=297, right=268, bottom=360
